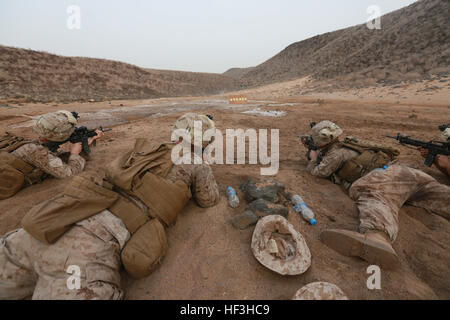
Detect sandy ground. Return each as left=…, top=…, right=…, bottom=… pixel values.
left=0, top=84, right=449, bottom=300
left=229, top=75, right=450, bottom=107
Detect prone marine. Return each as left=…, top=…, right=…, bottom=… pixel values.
left=0, top=113, right=220, bottom=300
left=301, top=121, right=450, bottom=269
left=0, top=110, right=104, bottom=199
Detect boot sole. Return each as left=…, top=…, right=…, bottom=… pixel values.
left=320, top=229, right=399, bottom=270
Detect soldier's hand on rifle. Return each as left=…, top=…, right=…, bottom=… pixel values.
left=70, top=142, right=83, bottom=155
left=88, top=129, right=105, bottom=146
left=418, top=147, right=429, bottom=159
left=300, top=137, right=308, bottom=147
left=309, top=149, right=319, bottom=161
left=418, top=147, right=450, bottom=176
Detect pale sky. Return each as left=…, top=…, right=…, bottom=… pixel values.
left=0, top=0, right=417, bottom=73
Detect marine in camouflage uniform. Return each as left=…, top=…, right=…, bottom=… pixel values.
left=0, top=113, right=219, bottom=300
left=14, top=110, right=86, bottom=179
left=303, top=121, right=450, bottom=268
left=12, top=143, right=85, bottom=179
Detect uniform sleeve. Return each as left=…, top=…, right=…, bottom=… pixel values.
left=192, top=164, right=220, bottom=208
left=13, top=143, right=85, bottom=179
left=306, top=149, right=346, bottom=178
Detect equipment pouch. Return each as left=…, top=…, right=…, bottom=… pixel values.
left=121, top=218, right=168, bottom=279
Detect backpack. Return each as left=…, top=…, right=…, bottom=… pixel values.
left=0, top=133, right=44, bottom=199
left=336, top=136, right=400, bottom=183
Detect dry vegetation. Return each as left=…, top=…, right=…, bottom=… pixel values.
left=0, top=46, right=240, bottom=103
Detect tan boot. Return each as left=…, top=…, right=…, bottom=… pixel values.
left=320, top=229, right=399, bottom=269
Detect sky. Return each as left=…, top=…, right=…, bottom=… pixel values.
left=0, top=0, right=417, bottom=73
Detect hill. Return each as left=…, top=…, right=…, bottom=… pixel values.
left=0, top=46, right=240, bottom=103
left=233, top=0, right=450, bottom=87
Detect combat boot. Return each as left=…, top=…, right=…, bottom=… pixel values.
left=320, top=229, right=399, bottom=269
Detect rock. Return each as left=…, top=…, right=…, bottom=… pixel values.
left=230, top=210, right=259, bottom=230
left=240, top=179, right=285, bottom=203
left=248, top=199, right=288, bottom=218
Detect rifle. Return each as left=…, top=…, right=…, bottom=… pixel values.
left=299, top=122, right=319, bottom=160
left=43, top=126, right=112, bottom=155
left=386, top=133, right=450, bottom=167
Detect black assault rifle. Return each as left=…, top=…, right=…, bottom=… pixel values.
left=42, top=111, right=111, bottom=155
left=43, top=126, right=111, bottom=154
left=298, top=122, right=319, bottom=160
left=386, top=133, right=450, bottom=167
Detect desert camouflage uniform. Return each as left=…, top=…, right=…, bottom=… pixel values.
left=166, top=163, right=220, bottom=208
left=0, top=210, right=128, bottom=300
left=306, top=143, right=359, bottom=180
left=12, top=142, right=85, bottom=179
left=349, top=164, right=450, bottom=241
left=0, top=162, right=219, bottom=300
left=307, top=144, right=450, bottom=242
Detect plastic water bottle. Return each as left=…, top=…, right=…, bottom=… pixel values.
left=226, top=186, right=240, bottom=208
left=292, top=194, right=317, bottom=225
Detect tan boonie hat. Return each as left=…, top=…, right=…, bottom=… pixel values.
left=251, top=215, right=311, bottom=275
left=311, top=120, right=343, bottom=147
left=33, top=110, right=78, bottom=142
left=443, top=128, right=450, bottom=141
left=173, top=113, right=215, bottom=148
left=293, top=282, right=348, bottom=300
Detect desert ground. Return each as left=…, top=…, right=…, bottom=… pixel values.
left=1, top=78, right=449, bottom=300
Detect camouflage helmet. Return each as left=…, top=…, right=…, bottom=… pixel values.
left=292, top=282, right=348, bottom=300
left=251, top=215, right=311, bottom=275
left=442, top=128, right=450, bottom=141
left=311, top=120, right=343, bottom=147
left=173, top=113, right=216, bottom=148
left=33, top=110, right=78, bottom=142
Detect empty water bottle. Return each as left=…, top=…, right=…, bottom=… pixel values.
left=227, top=186, right=240, bottom=208
left=292, top=194, right=317, bottom=225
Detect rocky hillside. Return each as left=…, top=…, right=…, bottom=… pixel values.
left=232, top=0, right=450, bottom=87
left=0, top=46, right=240, bottom=103
left=223, top=67, right=255, bottom=80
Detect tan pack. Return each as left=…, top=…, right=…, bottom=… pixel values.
left=336, top=136, right=400, bottom=183
left=120, top=218, right=168, bottom=279
left=0, top=134, right=45, bottom=199
left=105, top=138, right=191, bottom=227
left=0, top=151, right=44, bottom=199
left=108, top=192, right=169, bottom=279
left=105, top=138, right=175, bottom=191
left=22, top=173, right=118, bottom=244
left=132, top=171, right=191, bottom=227
left=0, top=162, right=25, bottom=200
left=0, top=133, right=33, bottom=153
left=105, top=139, right=192, bottom=278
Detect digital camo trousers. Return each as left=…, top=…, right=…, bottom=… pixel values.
left=349, top=165, right=450, bottom=242
left=0, top=211, right=128, bottom=300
